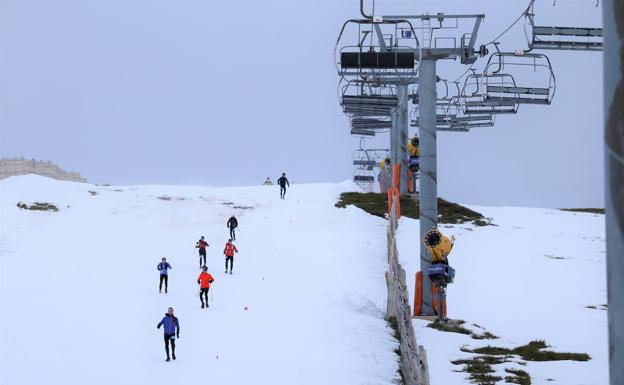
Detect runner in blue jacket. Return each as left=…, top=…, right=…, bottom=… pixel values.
left=157, top=307, right=180, bottom=361
left=157, top=257, right=172, bottom=293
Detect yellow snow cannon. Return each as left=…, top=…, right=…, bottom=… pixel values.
left=407, top=136, right=420, bottom=157
left=423, top=228, right=455, bottom=264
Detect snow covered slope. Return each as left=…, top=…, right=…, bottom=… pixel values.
left=398, top=206, right=607, bottom=385
left=0, top=175, right=397, bottom=385
left=1, top=175, right=607, bottom=385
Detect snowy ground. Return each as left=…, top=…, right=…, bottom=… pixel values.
left=398, top=206, right=607, bottom=385
left=0, top=176, right=607, bottom=385
left=0, top=175, right=397, bottom=385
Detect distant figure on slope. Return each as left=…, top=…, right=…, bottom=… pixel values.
left=226, top=215, right=238, bottom=241
left=197, top=266, right=215, bottom=308
left=223, top=238, right=238, bottom=274
left=277, top=173, right=290, bottom=200
left=195, top=236, right=209, bottom=268
left=157, top=257, right=172, bottom=293
left=157, top=307, right=180, bottom=362
left=263, top=177, right=273, bottom=186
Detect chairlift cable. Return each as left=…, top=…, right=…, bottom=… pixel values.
left=452, top=1, right=535, bottom=84
left=483, top=0, right=535, bottom=47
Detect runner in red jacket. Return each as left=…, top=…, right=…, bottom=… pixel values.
left=197, top=267, right=214, bottom=308
left=223, top=239, right=238, bottom=274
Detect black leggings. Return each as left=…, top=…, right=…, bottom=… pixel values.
left=225, top=256, right=233, bottom=272
left=199, top=249, right=206, bottom=267
left=164, top=334, right=176, bottom=358
left=200, top=288, right=209, bottom=305
left=159, top=275, right=168, bottom=291
left=229, top=226, right=236, bottom=240
left=280, top=186, right=286, bottom=198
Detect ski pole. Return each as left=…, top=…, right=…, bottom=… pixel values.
left=196, top=284, right=200, bottom=298
left=210, top=285, right=214, bottom=303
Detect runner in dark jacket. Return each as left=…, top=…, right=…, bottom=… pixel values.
left=195, top=236, right=209, bottom=268
left=156, top=307, right=180, bottom=361
left=226, top=215, right=238, bottom=241
left=277, top=173, right=290, bottom=199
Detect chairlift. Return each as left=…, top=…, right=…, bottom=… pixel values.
left=411, top=93, right=494, bottom=131
left=461, top=72, right=520, bottom=115
left=352, top=149, right=377, bottom=170
left=340, top=79, right=398, bottom=117
left=482, top=51, right=556, bottom=105
left=335, top=19, right=421, bottom=80
left=352, top=147, right=389, bottom=170
left=526, top=1, right=602, bottom=51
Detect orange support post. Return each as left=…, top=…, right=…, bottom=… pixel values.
left=432, top=285, right=448, bottom=318
left=392, top=163, right=400, bottom=191
left=414, top=272, right=423, bottom=316
left=394, top=187, right=400, bottom=218
left=407, top=170, right=414, bottom=194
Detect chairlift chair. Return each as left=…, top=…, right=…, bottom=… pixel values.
left=462, top=72, right=520, bottom=115
left=482, top=51, right=556, bottom=106
left=340, top=79, right=398, bottom=117
left=526, top=1, right=603, bottom=51
left=335, top=19, right=421, bottom=81
left=352, top=149, right=376, bottom=170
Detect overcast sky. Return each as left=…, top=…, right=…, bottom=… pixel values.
left=0, top=0, right=604, bottom=208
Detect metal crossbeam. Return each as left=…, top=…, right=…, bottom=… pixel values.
left=342, top=95, right=398, bottom=105
left=353, top=160, right=378, bottom=167
left=353, top=175, right=375, bottom=182
left=531, top=40, right=602, bottom=51
left=350, top=128, right=376, bottom=136
left=487, top=86, right=550, bottom=96
left=485, top=96, right=550, bottom=105
left=534, top=26, right=602, bottom=37
left=465, top=107, right=517, bottom=114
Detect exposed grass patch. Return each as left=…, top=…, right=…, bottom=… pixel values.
left=428, top=320, right=499, bottom=340
left=560, top=208, right=605, bottom=214
left=335, top=192, right=487, bottom=225
left=157, top=196, right=172, bottom=201
left=472, top=331, right=499, bottom=340
left=221, top=201, right=234, bottom=205
left=466, top=340, right=591, bottom=362
left=451, top=356, right=506, bottom=385
left=87, top=190, right=98, bottom=196
left=233, top=205, right=254, bottom=210
left=16, top=202, right=58, bottom=212
left=544, top=254, right=566, bottom=260
left=429, top=320, right=472, bottom=336
left=505, top=368, right=531, bottom=385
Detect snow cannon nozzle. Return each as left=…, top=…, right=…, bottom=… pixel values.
left=423, top=229, right=455, bottom=265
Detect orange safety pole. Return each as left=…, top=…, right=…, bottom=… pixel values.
left=394, top=187, right=400, bottom=218
left=431, top=285, right=448, bottom=318
left=414, top=272, right=423, bottom=316
left=407, top=170, right=414, bottom=194
left=392, top=163, right=400, bottom=191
